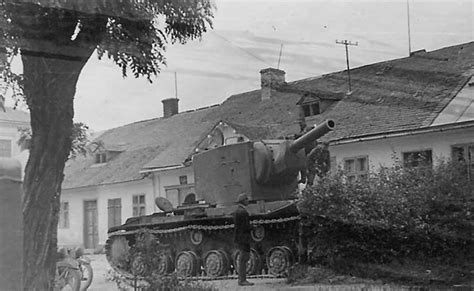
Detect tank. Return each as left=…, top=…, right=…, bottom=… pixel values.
left=105, top=120, right=335, bottom=279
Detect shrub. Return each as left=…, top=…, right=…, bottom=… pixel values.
left=299, top=159, right=473, bottom=267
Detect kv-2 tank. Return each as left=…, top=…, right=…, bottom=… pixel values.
left=106, top=120, right=335, bottom=279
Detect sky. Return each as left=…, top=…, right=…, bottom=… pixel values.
left=6, top=0, right=474, bottom=131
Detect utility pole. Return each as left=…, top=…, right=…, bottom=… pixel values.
left=336, top=39, right=358, bottom=93
left=407, top=0, right=412, bottom=56
left=174, top=71, right=178, bottom=99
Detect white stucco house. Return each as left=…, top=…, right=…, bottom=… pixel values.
left=0, top=106, right=30, bottom=177
left=60, top=42, right=473, bottom=250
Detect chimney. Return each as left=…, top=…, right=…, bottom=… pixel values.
left=162, top=98, right=179, bottom=118
left=260, top=68, right=286, bottom=100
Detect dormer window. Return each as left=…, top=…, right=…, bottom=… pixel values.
left=95, top=152, right=107, bottom=164
left=303, top=102, right=320, bottom=117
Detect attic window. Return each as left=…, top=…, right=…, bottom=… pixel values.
left=303, top=102, right=320, bottom=117
left=95, top=152, right=107, bottom=164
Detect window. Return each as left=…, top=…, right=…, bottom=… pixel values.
left=59, top=202, right=69, bottom=228
left=344, top=156, right=369, bottom=181
left=179, top=175, right=188, bottom=185
left=452, top=144, right=474, bottom=182
left=302, top=102, right=320, bottom=117
left=95, top=152, right=107, bottom=163
left=132, top=194, right=146, bottom=217
left=108, top=199, right=122, bottom=228
left=403, top=150, right=432, bottom=168
left=0, top=139, right=11, bottom=157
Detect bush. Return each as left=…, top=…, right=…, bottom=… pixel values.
left=299, top=159, right=473, bottom=267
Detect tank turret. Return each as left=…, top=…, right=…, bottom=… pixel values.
left=193, top=120, right=334, bottom=206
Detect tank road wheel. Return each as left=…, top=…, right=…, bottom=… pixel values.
left=204, top=250, right=230, bottom=278
left=266, top=246, right=294, bottom=276
left=251, top=225, right=265, bottom=242
left=176, top=251, right=199, bottom=277
left=153, top=253, right=174, bottom=276
left=130, top=252, right=147, bottom=277
left=233, top=248, right=262, bottom=275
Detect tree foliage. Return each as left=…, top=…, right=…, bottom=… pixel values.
left=0, top=1, right=214, bottom=289
left=1, top=0, right=214, bottom=85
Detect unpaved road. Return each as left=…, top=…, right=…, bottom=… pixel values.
left=87, top=254, right=287, bottom=291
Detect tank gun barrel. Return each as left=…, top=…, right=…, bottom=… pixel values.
left=290, top=119, right=335, bottom=153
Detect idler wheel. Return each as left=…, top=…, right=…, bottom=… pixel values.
left=105, top=236, right=130, bottom=273
left=175, top=251, right=199, bottom=277
left=266, top=246, right=293, bottom=276
left=232, top=248, right=261, bottom=275
left=130, top=252, right=147, bottom=277
left=204, top=250, right=229, bottom=278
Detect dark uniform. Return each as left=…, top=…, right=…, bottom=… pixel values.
left=233, top=203, right=251, bottom=284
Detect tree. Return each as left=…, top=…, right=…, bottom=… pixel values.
left=0, top=0, right=214, bottom=289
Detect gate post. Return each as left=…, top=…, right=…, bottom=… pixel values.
left=0, top=158, right=23, bottom=290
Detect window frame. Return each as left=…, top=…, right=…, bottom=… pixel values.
left=179, top=175, right=188, bottom=185
left=107, top=198, right=122, bottom=228
left=132, top=194, right=146, bottom=217
left=343, top=155, right=369, bottom=181
left=95, top=152, right=107, bottom=164
left=302, top=101, right=321, bottom=117
left=402, top=149, right=433, bottom=168
left=451, top=143, right=474, bottom=182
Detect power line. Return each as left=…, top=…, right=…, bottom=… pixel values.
left=277, top=43, right=283, bottom=69
left=174, top=71, right=178, bottom=99
left=210, top=30, right=272, bottom=66
left=336, top=39, right=358, bottom=93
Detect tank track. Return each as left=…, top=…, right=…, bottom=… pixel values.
left=105, top=215, right=300, bottom=281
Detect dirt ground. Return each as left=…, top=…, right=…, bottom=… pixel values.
left=87, top=254, right=287, bottom=291
left=87, top=255, right=444, bottom=291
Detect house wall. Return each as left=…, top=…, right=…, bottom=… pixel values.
left=59, top=178, right=154, bottom=249
left=152, top=166, right=196, bottom=209
left=330, top=126, right=474, bottom=170
left=0, top=121, right=30, bottom=178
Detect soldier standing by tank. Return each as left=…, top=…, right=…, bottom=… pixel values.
left=233, top=193, right=254, bottom=286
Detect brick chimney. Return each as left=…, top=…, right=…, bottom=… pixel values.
left=162, top=98, right=179, bottom=118
left=260, top=68, right=286, bottom=100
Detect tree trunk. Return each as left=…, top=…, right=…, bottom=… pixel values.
left=22, top=47, right=93, bottom=290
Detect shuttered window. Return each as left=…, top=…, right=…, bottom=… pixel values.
left=108, top=198, right=121, bottom=228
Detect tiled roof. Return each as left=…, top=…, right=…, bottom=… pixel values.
left=62, top=106, right=219, bottom=189
left=292, top=42, right=474, bottom=142
left=224, top=120, right=277, bottom=140
left=203, top=88, right=303, bottom=138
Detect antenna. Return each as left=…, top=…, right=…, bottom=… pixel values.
left=174, top=72, right=178, bottom=99
left=277, top=44, right=283, bottom=69
left=407, top=0, right=412, bottom=56
left=336, top=39, right=358, bottom=93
